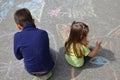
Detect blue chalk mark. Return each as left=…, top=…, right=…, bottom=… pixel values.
left=0, top=10, right=9, bottom=17
left=0, top=0, right=2, bottom=3
left=89, top=56, right=110, bottom=65
left=8, top=0, right=14, bottom=5
left=32, top=0, right=43, bottom=3
left=18, top=0, right=43, bottom=8
left=0, top=0, right=14, bottom=18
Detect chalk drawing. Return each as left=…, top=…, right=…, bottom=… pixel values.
left=89, top=34, right=118, bottom=50
left=0, top=17, right=2, bottom=23
left=17, top=0, right=45, bottom=22
left=56, top=23, right=71, bottom=42
left=89, top=35, right=106, bottom=47
left=0, top=0, right=2, bottom=3
left=109, top=66, right=118, bottom=80
left=47, top=30, right=58, bottom=51
left=0, top=32, right=14, bottom=38
left=0, top=0, right=14, bottom=18
left=0, top=60, right=24, bottom=80
left=89, top=56, right=110, bottom=65
left=89, top=36, right=118, bottom=61
left=49, top=8, right=61, bottom=17
left=107, top=25, right=120, bottom=38
left=47, top=30, right=58, bottom=65
left=48, top=0, right=97, bottom=19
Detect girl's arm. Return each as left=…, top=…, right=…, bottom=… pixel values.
left=88, top=41, right=102, bottom=57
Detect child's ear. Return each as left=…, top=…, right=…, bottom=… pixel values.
left=32, top=19, right=35, bottom=23
left=17, top=24, right=23, bottom=30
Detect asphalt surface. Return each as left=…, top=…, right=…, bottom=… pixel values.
left=0, top=0, right=120, bottom=80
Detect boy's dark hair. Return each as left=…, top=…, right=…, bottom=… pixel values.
left=14, top=8, right=33, bottom=27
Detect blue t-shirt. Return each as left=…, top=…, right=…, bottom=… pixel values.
left=14, top=23, right=54, bottom=73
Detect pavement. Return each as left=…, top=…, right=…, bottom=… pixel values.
left=0, top=0, right=120, bottom=80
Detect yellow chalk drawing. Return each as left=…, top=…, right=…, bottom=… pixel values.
left=56, top=24, right=70, bottom=42
left=107, top=25, right=120, bottom=38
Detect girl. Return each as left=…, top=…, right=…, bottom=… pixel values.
left=65, top=21, right=102, bottom=67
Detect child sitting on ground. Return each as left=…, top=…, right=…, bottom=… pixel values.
left=65, top=21, right=102, bottom=67
left=13, top=8, right=54, bottom=80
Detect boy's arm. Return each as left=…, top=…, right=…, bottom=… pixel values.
left=41, top=31, right=54, bottom=61
left=14, top=34, right=23, bottom=60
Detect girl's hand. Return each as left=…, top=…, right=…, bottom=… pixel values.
left=88, top=41, right=102, bottom=57
left=96, top=41, right=102, bottom=49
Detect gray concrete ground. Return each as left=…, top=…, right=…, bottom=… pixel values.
left=0, top=0, right=120, bottom=80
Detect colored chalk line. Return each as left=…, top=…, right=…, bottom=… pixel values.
left=0, top=0, right=14, bottom=17
left=89, top=56, right=110, bottom=65
left=0, top=17, right=2, bottom=23
left=56, top=23, right=70, bottom=42
left=17, top=0, right=45, bottom=22
left=0, top=32, right=14, bottom=38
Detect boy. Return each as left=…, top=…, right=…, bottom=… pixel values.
left=13, top=8, right=54, bottom=80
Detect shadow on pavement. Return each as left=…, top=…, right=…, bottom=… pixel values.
left=49, top=46, right=115, bottom=80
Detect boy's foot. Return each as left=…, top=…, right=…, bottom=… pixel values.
left=32, top=71, right=52, bottom=80
left=32, top=77, right=42, bottom=80
left=40, top=71, right=52, bottom=80
left=46, top=71, right=52, bottom=79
